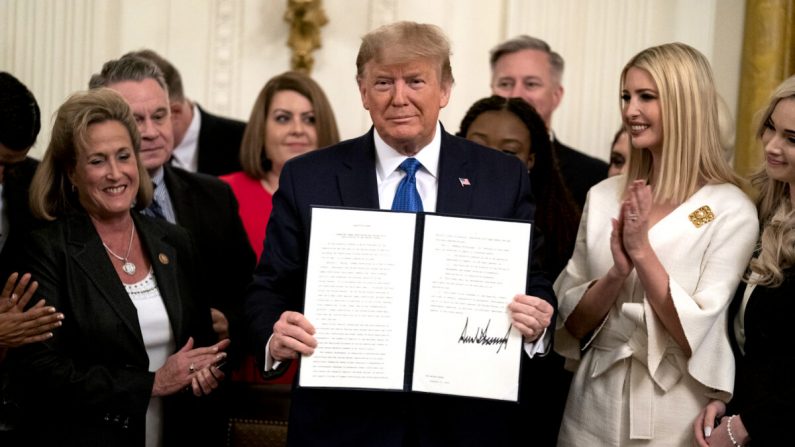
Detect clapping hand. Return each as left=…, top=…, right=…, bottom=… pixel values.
left=0, top=272, right=64, bottom=350
left=210, top=307, right=229, bottom=341
left=621, top=180, right=653, bottom=258
left=153, top=337, right=230, bottom=397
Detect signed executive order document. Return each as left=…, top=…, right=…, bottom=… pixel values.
left=300, top=207, right=531, bottom=402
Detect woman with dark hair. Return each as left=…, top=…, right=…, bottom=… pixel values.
left=16, top=88, right=228, bottom=447
left=0, top=72, right=62, bottom=357
left=458, top=95, right=580, bottom=445
left=459, top=95, right=580, bottom=279
left=221, top=71, right=339, bottom=384
left=694, top=75, right=795, bottom=447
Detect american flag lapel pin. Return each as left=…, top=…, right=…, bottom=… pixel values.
left=458, top=177, right=471, bottom=187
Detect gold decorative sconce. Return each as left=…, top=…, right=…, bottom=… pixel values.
left=285, top=0, right=328, bottom=74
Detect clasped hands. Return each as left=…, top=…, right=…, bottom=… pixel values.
left=610, top=180, right=653, bottom=278
left=270, top=294, right=554, bottom=362
left=153, top=337, right=230, bottom=397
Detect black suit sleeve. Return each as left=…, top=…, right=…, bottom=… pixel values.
left=512, top=154, right=556, bottom=309
left=168, top=168, right=256, bottom=364
left=212, top=182, right=256, bottom=354
left=14, top=228, right=154, bottom=418
left=244, top=162, right=307, bottom=373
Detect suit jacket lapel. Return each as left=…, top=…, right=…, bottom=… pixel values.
left=195, top=106, right=217, bottom=173
left=163, top=165, right=194, bottom=227
left=134, top=213, right=185, bottom=343
left=337, top=129, right=380, bottom=209
left=66, top=213, right=145, bottom=347
left=436, top=129, right=474, bottom=215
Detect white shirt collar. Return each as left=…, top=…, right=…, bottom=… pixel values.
left=374, top=121, right=441, bottom=182
left=171, top=103, right=201, bottom=172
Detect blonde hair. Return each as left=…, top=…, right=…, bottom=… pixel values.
left=240, top=71, right=340, bottom=180
left=748, top=75, right=795, bottom=287
left=30, top=88, right=152, bottom=220
left=621, top=43, right=740, bottom=203
left=356, top=21, right=454, bottom=86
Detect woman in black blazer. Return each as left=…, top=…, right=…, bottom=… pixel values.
left=12, top=88, right=229, bottom=447
left=694, top=75, right=795, bottom=446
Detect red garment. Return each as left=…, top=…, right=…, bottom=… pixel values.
left=220, top=171, right=297, bottom=384
left=220, top=172, right=272, bottom=259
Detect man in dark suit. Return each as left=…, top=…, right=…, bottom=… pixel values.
left=88, top=56, right=255, bottom=353
left=128, top=49, right=246, bottom=177
left=0, top=73, right=41, bottom=279
left=490, top=35, right=608, bottom=208
left=245, top=21, right=556, bottom=446
left=0, top=72, right=64, bottom=446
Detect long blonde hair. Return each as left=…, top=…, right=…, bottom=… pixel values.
left=748, top=75, right=795, bottom=287
left=620, top=43, right=740, bottom=203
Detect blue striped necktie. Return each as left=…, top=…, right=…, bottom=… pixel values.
left=143, top=183, right=166, bottom=220
left=144, top=197, right=166, bottom=221
left=391, top=158, right=424, bottom=212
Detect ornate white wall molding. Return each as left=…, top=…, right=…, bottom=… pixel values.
left=207, top=0, right=242, bottom=115
left=3, top=0, right=744, bottom=161
left=1, top=0, right=122, bottom=158
left=368, top=0, right=398, bottom=29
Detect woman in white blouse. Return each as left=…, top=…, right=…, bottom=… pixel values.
left=553, top=43, right=758, bottom=446
left=13, top=88, right=229, bottom=447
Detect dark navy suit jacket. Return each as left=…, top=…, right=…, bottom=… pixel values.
left=246, top=126, right=555, bottom=446
left=195, top=105, right=245, bottom=176
left=553, top=138, right=608, bottom=209
left=163, top=165, right=255, bottom=364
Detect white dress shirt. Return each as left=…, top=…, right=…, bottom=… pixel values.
left=171, top=103, right=201, bottom=173
left=373, top=122, right=441, bottom=212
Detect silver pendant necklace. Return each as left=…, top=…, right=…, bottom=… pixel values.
left=102, top=223, right=136, bottom=276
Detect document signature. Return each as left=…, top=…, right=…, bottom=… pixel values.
left=457, top=317, right=510, bottom=353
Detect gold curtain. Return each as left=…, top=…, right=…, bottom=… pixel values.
left=735, top=0, right=795, bottom=177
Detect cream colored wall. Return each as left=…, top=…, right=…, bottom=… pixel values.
left=1, top=0, right=744, bottom=162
